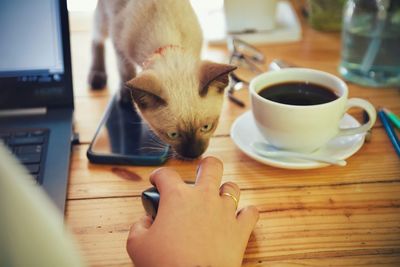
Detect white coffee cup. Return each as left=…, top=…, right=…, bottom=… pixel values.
left=249, top=68, right=377, bottom=152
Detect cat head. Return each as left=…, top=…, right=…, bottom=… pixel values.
left=125, top=54, right=236, bottom=159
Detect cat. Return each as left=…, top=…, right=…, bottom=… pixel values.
left=88, top=0, right=236, bottom=159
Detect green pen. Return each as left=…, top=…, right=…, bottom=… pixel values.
left=382, top=108, right=400, bottom=129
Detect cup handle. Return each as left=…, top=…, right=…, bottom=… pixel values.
left=337, top=98, right=377, bottom=136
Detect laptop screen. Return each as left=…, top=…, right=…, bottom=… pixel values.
left=0, top=0, right=73, bottom=110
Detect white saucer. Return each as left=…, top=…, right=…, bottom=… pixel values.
left=230, top=111, right=366, bottom=169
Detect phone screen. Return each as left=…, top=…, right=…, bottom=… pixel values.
left=87, top=95, right=170, bottom=165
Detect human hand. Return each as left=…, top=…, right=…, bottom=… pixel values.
left=127, top=156, right=259, bottom=267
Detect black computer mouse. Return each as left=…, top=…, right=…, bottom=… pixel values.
left=141, top=187, right=160, bottom=219
left=141, top=182, right=194, bottom=219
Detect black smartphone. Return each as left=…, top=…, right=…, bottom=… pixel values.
left=87, top=94, right=170, bottom=165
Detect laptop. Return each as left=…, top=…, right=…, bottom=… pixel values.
left=0, top=0, right=74, bottom=213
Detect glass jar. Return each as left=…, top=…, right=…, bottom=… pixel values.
left=307, top=0, right=346, bottom=31
left=339, top=0, right=400, bottom=87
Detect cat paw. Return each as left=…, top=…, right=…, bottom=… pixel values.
left=88, top=70, right=107, bottom=90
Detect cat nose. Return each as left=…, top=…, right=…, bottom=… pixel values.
left=177, top=141, right=206, bottom=159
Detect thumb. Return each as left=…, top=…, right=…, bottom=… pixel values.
left=126, top=215, right=153, bottom=255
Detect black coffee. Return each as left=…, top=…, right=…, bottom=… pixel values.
left=258, top=82, right=339, bottom=106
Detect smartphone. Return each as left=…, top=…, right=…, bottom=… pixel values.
left=87, top=94, right=170, bottom=165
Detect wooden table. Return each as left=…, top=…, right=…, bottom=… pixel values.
left=65, top=4, right=400, bottom=266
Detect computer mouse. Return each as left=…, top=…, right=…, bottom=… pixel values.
left=141, top=187, right=160, bottom=219
left=141, top=181, right=194, bottom=219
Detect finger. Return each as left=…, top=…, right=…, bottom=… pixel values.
left=219, top=181, right=240, bottom=210
left=195, top=156, right=224, bottom=189
left=237, top=205, right=260, bottom=240
left=149, top=167, right=184, bottom=194
left=126, top=215, right=152, bottom=259
left=128, top=215, right=152, bottom=237
left=127, top=215, right=153, bottom=248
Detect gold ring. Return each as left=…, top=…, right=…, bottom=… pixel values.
left=221, top=192, right=238, bottom=210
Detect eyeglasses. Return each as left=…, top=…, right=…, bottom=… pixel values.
left=227, top=37, right=266, bottom=107
left=226, top=37, right=297, bottom=107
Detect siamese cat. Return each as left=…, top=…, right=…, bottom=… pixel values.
left=89, top=0, right=236, bottom=159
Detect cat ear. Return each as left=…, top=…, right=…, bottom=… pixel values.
left=198, top=60, right=237, bottom=97
left=125, top=71, right=167, bottom=110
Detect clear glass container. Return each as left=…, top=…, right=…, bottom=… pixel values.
left=339, top=0, right=400, bottom=87
left=307, top=0, right=345, bottom=31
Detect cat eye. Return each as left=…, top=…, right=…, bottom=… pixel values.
left=200, top=124, right=213, bottom=133
left=167, top=131, right=180, bottom=140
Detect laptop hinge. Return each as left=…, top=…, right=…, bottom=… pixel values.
left=0, top=107, right=47, bottom=117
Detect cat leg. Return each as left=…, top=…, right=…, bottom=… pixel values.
left=116, top=51, right=137, bottom=106
left=88, top=1, right=108, bottom=90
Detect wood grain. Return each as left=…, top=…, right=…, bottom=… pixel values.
left=66, top=1, right=400, bottom=266
left=66, top=182, right=400, bottom=267
left=68, top=126, right=399, bottom=200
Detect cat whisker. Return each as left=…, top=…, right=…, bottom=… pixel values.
left=145, top=138, right=164, bottom=148
left=167, top=150, right=178, bottom=160
left=147, top=133, right=168, bottom=147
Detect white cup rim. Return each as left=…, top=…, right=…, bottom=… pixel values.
left=249, top=68, right=348, bottom=109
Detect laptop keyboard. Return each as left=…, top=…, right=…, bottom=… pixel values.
left=0, top=129, right=49, bottom=184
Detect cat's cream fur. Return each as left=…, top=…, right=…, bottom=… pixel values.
left=89, top=0, right=236, bottom=158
